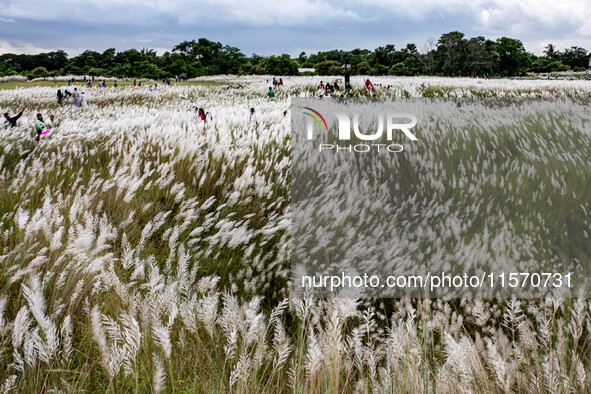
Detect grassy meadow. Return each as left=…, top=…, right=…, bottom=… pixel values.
left=0, top=75, right=590, bottom=392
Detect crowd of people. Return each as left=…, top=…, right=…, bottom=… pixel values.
left=3, top=106, right=57, bottom=142
left=313, top=75, right=402, bottom=104
left=57, top=87, right=88, bottom=108
left=3, top=72, right=385, bottom=146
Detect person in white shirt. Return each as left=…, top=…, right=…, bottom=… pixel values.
left=80, top=92, right=88, bottom=109
left=249, top=107, right=257, bottom=125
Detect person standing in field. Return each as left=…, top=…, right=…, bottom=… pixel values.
left=267, top=87, right=275, bottom=100
left=364, top=79, right=374, bottom=94
left=72, top=88, right=80, bottom=108
left=249, top=107, right=258, bottom=125
left=3, top=106, right=26, bottom=129
left=344, top=69, right=351, bottom=90
left=80, top=92, right=88, bottom=109
left=57, top=89, right=64, bottom=105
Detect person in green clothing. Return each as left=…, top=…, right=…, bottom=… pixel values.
left=34, top=113, right=52, bottom=142
left=267, top=87, right=275, bottom=100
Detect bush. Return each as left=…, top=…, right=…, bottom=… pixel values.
left=31, top=66, right=49, bottom=79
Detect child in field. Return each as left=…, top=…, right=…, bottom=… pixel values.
left=197, top=108, right=208, bottom=124
left=249, top=107, right=258, bottom=125
left=34, top=113, right=52, bottom=142
left=267, top=87, right=275, bottom=100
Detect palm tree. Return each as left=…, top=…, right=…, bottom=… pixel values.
left=544, top=43, right=558, bottom=59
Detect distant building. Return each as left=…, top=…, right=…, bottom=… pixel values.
left=298, top=68, right=316, bottom=73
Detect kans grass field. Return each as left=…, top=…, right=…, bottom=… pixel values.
left=0, top=75, right=590, bottom=392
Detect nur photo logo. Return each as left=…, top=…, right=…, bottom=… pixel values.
left=302, top=106, right=419, bottom=153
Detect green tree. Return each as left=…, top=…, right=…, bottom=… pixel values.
left=315, top=60, right=341, bottom=75
left=559, top=47, right=589, bottom=69
left=465, top=36, right=498, bottom=77
left=495, top=37, right=530, bottom=76
left=544, top=43, right=558, bottom=59
left=31, top=66, right=49, bottom=79
left=371, top=45, right=398, bottom=67
left=298, top=52, right=307, bottom=65
left=355, top=61, right=371, bottom=75
left=435, top=31, right=467, bottom=76
left=370, top=63, right=389, bottom=75
left=390, top=62, right=410, bottom=76
left=87, top=68, right=107, bottom=77
left=263, top=54, right=299, bottom=75
left=100, top=48, right=116, bottom=69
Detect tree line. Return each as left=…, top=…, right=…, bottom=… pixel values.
left=0, top=33, right=588, bottom=80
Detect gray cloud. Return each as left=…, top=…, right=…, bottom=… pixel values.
left=0, top=0, right=590, bottom=56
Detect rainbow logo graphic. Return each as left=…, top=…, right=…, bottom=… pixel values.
left=302, top=107, right=328, bottom=131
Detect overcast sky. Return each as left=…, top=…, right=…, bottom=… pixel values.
left=0, top=0, right=590, bottom=57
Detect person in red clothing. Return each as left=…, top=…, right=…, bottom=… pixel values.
left=197, top=108, right=210, bottom=125
left=364, top=79, right=374, bottom=94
